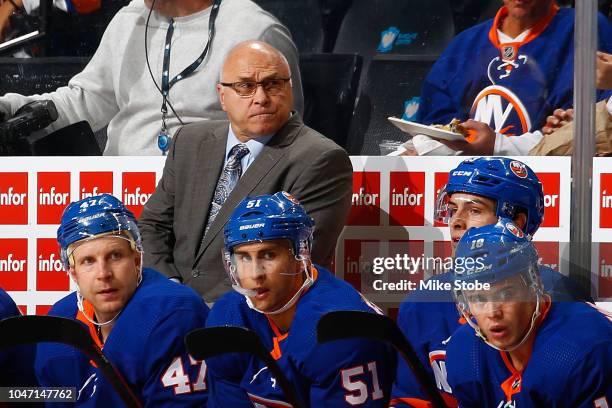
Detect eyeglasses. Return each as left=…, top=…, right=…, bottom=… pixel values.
left=220, top=77, right=291, bottom=97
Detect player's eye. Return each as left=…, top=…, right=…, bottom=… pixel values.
left=468, top=207, right=482, bottom=215
left=109, top=251, right=123, bottom=261
left=468, top=294, right=486, bottom=304
left=498, top=288, right=516, bottom=301
left=236, top=254, right=251, bottom=262
left=79, top=257, right=95, bottom=266
left=262, top=251, right=276, bottom=260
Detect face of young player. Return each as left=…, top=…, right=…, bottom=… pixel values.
left=448, top=193, right=498, bottom=249
left=69, top=236, right=141, bottom=323
left=466, top=275, right=537, bottom=350
left=233, top=239, right=304, bottom=313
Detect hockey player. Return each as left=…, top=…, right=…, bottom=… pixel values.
left=446, top=221, right=612, bottom=407
left=390, top=157, right=588, bottom=407
left=0, top=288, right=38, bottom=387
left=205, top=191, right=396, bottom=407
left=35, top=194, right=209, bottom=406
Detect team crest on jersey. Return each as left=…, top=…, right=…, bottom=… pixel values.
left=506, top=222, right=524, bottom=239
left=509, top=161, right=528, bottom=179
left=470, top=85, right=532, bottom=135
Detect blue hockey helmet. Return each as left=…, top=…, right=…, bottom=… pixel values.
left=224, top=191, right=315, bottom=256
left=453, top=218, right=540, bottom=287
left=57, top=194, right=142, bottom=269
left=435, top=157, right=544, bottom=237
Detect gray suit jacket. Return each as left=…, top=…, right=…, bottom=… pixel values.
left=138, top=114, right=353, bottom=301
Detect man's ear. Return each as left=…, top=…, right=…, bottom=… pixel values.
left=133, top=250, right=142, bottom=269
left=217, top=84, right=227, bottom=111
left=67, top=267, right=78, bottom=284
left=513, top=212, right=528, bottom=231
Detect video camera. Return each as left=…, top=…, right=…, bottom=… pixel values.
left=0, top=100, right=58, bottom=155
left=0, top=100, right=102, bottom=156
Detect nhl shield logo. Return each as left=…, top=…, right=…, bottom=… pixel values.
left=506, top=222, right=524, bottom=239
left=509, top=161, right=528, bottom=179
left=502, top=45, right=516, bottom=61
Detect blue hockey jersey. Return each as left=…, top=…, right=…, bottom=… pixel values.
left=390, top=266, right=591, bottom=408
left=446, top=301, right=612, bottom=408
left=35, top=268, right=209, bottom=407
left=0, top=288, right=38, bottom=387
left=205, top=266, right=397, bottom=407
left=417, top=5, right=612, bottom=135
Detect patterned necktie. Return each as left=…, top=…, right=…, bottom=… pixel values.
left=204, top=143, right=250, bottom=236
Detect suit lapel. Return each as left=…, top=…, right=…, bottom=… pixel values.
left=189, top=123, right=228, bottom=259
left=194, top=114, right=304, bottom=265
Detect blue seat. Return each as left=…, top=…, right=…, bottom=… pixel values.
left=300, top=53, right=362, bottom=148
left=253, top=0, right=324, bottom=52
left=333, top=0, right=454, bottom=57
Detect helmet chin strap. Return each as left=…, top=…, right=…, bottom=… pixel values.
left=242, top=258, right=313, bottom=315
left=72, top=251, right=144, bottom=329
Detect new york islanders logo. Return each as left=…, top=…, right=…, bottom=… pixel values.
left=506, top=222, right=524, bottom=239
left=470, top=86, right=532, bottom=135
left=509, top=161, right=528, bottom=179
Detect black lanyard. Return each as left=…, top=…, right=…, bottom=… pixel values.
left=158, top=0, right=221, bottom=154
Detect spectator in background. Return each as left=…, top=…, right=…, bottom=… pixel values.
left=0, top=0, right=303, bottom=155
left=540, top=51, right=612, bottom=134
left=405, top=0, right=612, bottom=156
left=139, top=41, right=352, bottom=302
left=529, top=51, right=612, bottom=155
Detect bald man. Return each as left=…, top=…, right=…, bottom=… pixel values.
left=139, top=41, right=353, bottom=302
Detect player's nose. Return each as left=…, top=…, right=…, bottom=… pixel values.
left=451, top=211, right=466, bottom=230
left=94, top=259, right=113, bottom=279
